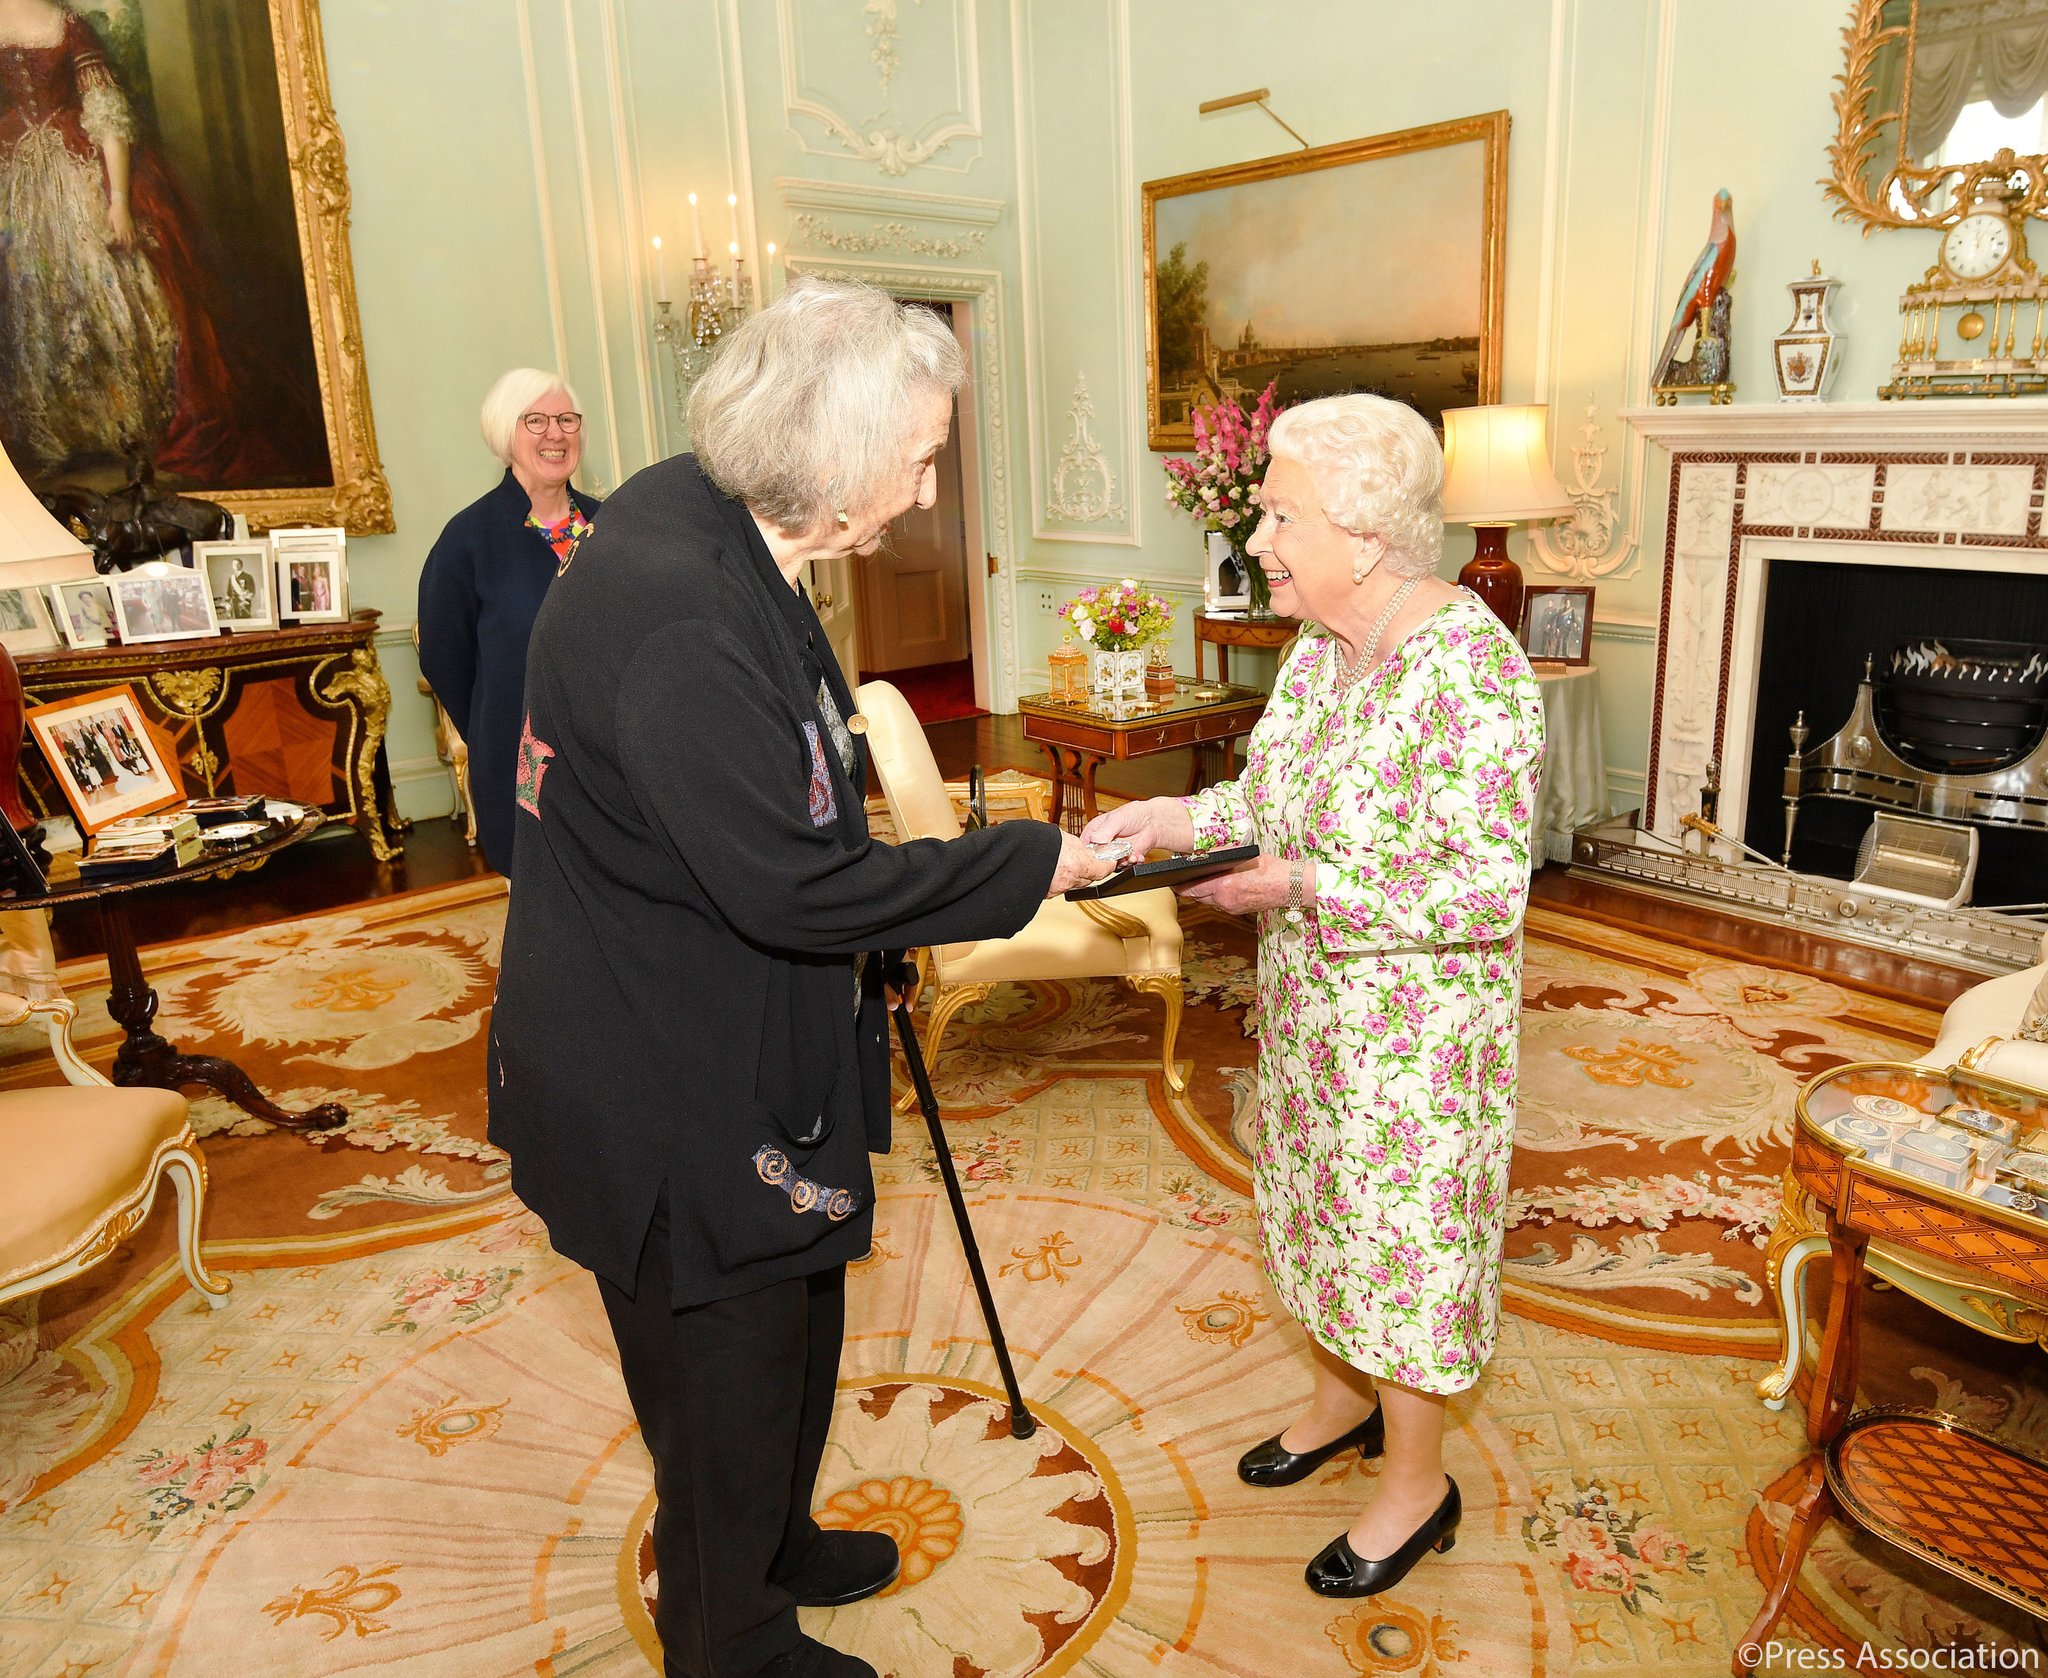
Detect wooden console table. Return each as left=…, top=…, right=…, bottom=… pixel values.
left=16, top=611, right=407, bottom=860
left=1016, top=680, right=1267, bottom=830
left=1194, top=611, right=1298, bottom=683
left=1737, top=1060, right=2048, bottom=1671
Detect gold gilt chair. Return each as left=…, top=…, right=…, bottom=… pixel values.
left=412, top=623, right=476, bottom=847
left=0, top=910, right=228, bottom=1312
left=855, top=679, right=1185, bottom=1108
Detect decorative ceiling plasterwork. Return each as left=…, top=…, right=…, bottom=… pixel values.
left=778, top=0, right=981, bottom=176
left=1047, top=374, right=1126, bottom=524
left=785, top=255, right=1021, bottom=708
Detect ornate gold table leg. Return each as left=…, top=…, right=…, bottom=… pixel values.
left=1758, top=1172, right=1827, bottom=1410
left=315, top=646, right=405, bottom=861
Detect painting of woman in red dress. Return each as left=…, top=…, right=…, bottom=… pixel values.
left=0, top=0, right=329, bottom=491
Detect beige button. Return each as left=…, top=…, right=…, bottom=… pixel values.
left=846, top=713, right=869, bottom=735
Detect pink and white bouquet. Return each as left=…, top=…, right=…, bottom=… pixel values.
left=1061, top=578, right=1174, bottom=651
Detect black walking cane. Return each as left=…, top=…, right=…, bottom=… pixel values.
left=889, top=957, right=1037, bottom=1440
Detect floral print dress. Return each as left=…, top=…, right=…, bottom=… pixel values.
left=1183, top=590, right=1544, bottom=1394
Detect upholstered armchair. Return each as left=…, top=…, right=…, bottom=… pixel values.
left=412, top=623, right=476, bottom=847
left=0, top=910, right=228, bottom=1311
left=855, top=679, right=1186, bottom=1107
left=1759, top=930, right=2048, bottom=1408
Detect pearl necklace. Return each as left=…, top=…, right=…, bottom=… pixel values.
left=1332, top=577, right=1421, bottom=694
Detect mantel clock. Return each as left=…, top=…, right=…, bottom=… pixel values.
left=1881, top=180, right=2048, bottom=399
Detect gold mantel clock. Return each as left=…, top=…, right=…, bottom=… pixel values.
left=1881, top=181, right=2048, bottom=399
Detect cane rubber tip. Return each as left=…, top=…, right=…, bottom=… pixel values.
left=1009, top=1413, right=1038, bottom=1440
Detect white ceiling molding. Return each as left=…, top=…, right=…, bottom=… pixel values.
left=774, top=176, right=1005, bottom=225
left=785, top=254, right=1021, bottom=707
left=776, top=0, right=982, bottom=176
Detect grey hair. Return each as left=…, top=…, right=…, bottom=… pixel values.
left=1268, top=395, right=1445, bottom=579
left=687, top=276, right=965, bottom=536
left=480, top=368, right=582, bottom=465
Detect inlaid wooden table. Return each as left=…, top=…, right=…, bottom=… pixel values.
left=1736, top=1060, right=2048, bottom=1672
left=1016, top=680, right=1267, bottom=831
left=1193, top=610, right=1298, bottom=684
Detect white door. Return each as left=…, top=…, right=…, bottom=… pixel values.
left=807, top=552, right=858, bottom=686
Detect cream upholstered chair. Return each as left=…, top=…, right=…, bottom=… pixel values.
left=412, top=623, right=476, bottom=847
left=1759, top=928, right=2048, bottom=1409
left=856, top=679, right=1186, bottom=1106
left=0, top=911, right=228, bottom=1311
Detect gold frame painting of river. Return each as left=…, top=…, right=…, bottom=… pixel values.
left=1142, top=110, right=1507, bottom=451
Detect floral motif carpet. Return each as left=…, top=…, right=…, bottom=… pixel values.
left=0, top=875, right=2042, bottom=1677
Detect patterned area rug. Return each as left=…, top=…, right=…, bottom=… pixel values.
left=1, top=876, right=2042, bottom=1678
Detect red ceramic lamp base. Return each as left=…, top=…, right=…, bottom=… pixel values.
left=1456, top=526, right=1523, bottom=633
left=0, top=643, right=30, bottom=831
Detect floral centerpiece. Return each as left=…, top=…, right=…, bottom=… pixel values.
left=1162, top=380, right=1281, bottom=618
left=1060, top=578, right=1175, bottom=697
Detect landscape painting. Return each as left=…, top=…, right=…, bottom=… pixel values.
left=1144, top=111, right=1507, bottom=449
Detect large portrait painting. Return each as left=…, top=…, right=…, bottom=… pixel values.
left=0, top=0, right=390, bottom=531
left=1143, top=111, right=1508, bottom=450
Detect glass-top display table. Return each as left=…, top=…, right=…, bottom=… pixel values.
left=1016, top=680, right=1267, bottom=831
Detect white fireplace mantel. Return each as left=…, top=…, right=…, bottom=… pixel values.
left=1621, top=400, right=2048, bottom=842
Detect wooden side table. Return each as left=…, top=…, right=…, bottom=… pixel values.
left=1194, top=611, right=1298, bottom=684
left=1738, top=1060, right=2048, bottom=1672
left=17, top=611, right=407, bottom=859
left=1016, top=681, right=1267, bottom=830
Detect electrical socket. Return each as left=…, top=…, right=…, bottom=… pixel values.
left=1036, top=588, right=1059, bottom=614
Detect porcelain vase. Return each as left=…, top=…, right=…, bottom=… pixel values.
left=1090, top=647, right=1144, bottom=698
left=1773, top=266, right=1840, bottom=402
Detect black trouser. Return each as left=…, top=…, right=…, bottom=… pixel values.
left=597, top=1196, right=846, bottom=1678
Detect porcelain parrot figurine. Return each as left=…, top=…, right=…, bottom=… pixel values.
left=1655, top=189, right=1736, bottom=386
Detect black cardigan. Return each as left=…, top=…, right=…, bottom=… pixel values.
left=416, top=469, right=602, bottom=870
left=487, top=456, right=1061, bottom=1306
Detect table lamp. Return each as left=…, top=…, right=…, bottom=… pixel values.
left=1440, top=404, right=1574, bottom=635
left=0, top=440, right=96, bottom=829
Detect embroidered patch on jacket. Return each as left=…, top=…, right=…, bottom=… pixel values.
left=753, top=1146, right=859, bottom=1222
left=515, top=713, right=554, bottom=818
left=803, top=721, right=838, bottom=827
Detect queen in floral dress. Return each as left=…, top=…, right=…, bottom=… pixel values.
left=1084, top=393, right=1543, bottom=1600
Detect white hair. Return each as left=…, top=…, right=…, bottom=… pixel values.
left=687, top=276, right=965, bottom=536
left=1267, top=394, right=1444, bottom=579
left=480, top=368, right=581, bottom=465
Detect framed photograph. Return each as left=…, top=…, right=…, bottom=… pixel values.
left=0, top=1, right=390, bottom=535
left=1520, top=585, right=1595, bottom=667
left=49, top=580, right=118, bottom=650
left=109, top=567, right=221, bottom=646
left=0, top=585, right=63, bottom=655
left=26, top=685, right=185, bottom=835
left=1143, top=111, right=1507, bottom=450
left=196, top=540, right=277, bottom=632
left=1204, top=533, right=1251, bottom=613
left=278, top=547, right=347, bottom=623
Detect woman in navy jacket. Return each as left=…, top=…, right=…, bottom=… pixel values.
left=417, top=368, right=601, bottom=869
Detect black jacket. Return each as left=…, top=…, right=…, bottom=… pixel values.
left=416, top=469, right=602, bottom=869
left=487, top=456, right=1061, bottom=1306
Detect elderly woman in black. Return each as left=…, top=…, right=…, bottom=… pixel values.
left=490, top=278, right=1109, bottom=1678
left=417, top=367, right=599, bottom=870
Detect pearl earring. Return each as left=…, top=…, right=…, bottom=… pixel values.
left=1352, top=556, right=1368, bottom=585
left=836, top=509, right=850, bottom=530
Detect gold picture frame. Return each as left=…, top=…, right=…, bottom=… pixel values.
left=1142, top=111, right=1508, bottom=451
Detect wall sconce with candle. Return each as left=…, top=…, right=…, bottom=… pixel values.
left=1439, top=404, right=1574, bottom=634
left=651, top=191, right=766, bottom=416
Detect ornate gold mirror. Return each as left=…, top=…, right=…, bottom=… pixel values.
left=1829, top=0, right=2048, bottom=227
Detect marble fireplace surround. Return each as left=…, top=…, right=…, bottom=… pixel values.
left=1621, top=401, right=2048, bottom=846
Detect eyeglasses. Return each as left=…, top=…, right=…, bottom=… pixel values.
left=520, top=411, right=583, bottom=435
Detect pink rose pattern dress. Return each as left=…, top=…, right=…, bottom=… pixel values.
left=1183, top=590, right=1544, bottom=1394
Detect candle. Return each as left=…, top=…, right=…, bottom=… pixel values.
left=688, top=192, right=705, bottom=258
left=651, top=235, right=668, bottom=302
left=726, top=191, right=738, bottom=249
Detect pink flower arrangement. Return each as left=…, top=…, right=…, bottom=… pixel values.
left=1060, top=577, right=1175, bottom=651
left=1162, top=381, right=1282, bottom=609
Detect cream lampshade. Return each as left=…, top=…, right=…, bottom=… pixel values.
left=0, top=440, right=94, bottom=830
left=1440, top=404, right=1574, bottom=634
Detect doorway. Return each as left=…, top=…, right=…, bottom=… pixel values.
left=854, top=300, right=986, bottom=724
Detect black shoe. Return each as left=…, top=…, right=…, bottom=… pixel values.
left=776, top=1529, right=900, bottom=1607
left=1237, top=1407, right=1385, bottom=1487
left=1305, top=1477, right=1461, bottom=1598
left=757, top=1635, right=878, bottom=1677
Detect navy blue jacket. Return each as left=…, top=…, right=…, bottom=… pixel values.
left=416, top=469, right=602, bottom=869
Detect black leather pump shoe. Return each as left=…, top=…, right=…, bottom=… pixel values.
left=1305, top=1477, right=1461, bottom=1597
left=1236, top=1407, right=1385, bottom=1487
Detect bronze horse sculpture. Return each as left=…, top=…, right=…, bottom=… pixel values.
left=40, top=456, right=232, bottom=573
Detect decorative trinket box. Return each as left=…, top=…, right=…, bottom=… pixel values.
left=1998, top=1148, right=2048, bottom=1196
left=1831, top=1114, right=1895, bottom=1156
left=1890, top=1126, right=1973, bottom=1190
left=1938, top=1105, right=2019, bottom=1147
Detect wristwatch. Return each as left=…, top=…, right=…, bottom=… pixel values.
left=1285, top=859, right=1306, bottom=926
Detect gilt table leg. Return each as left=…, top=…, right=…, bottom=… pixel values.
left=101, top=896, right=346, bottom=1132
